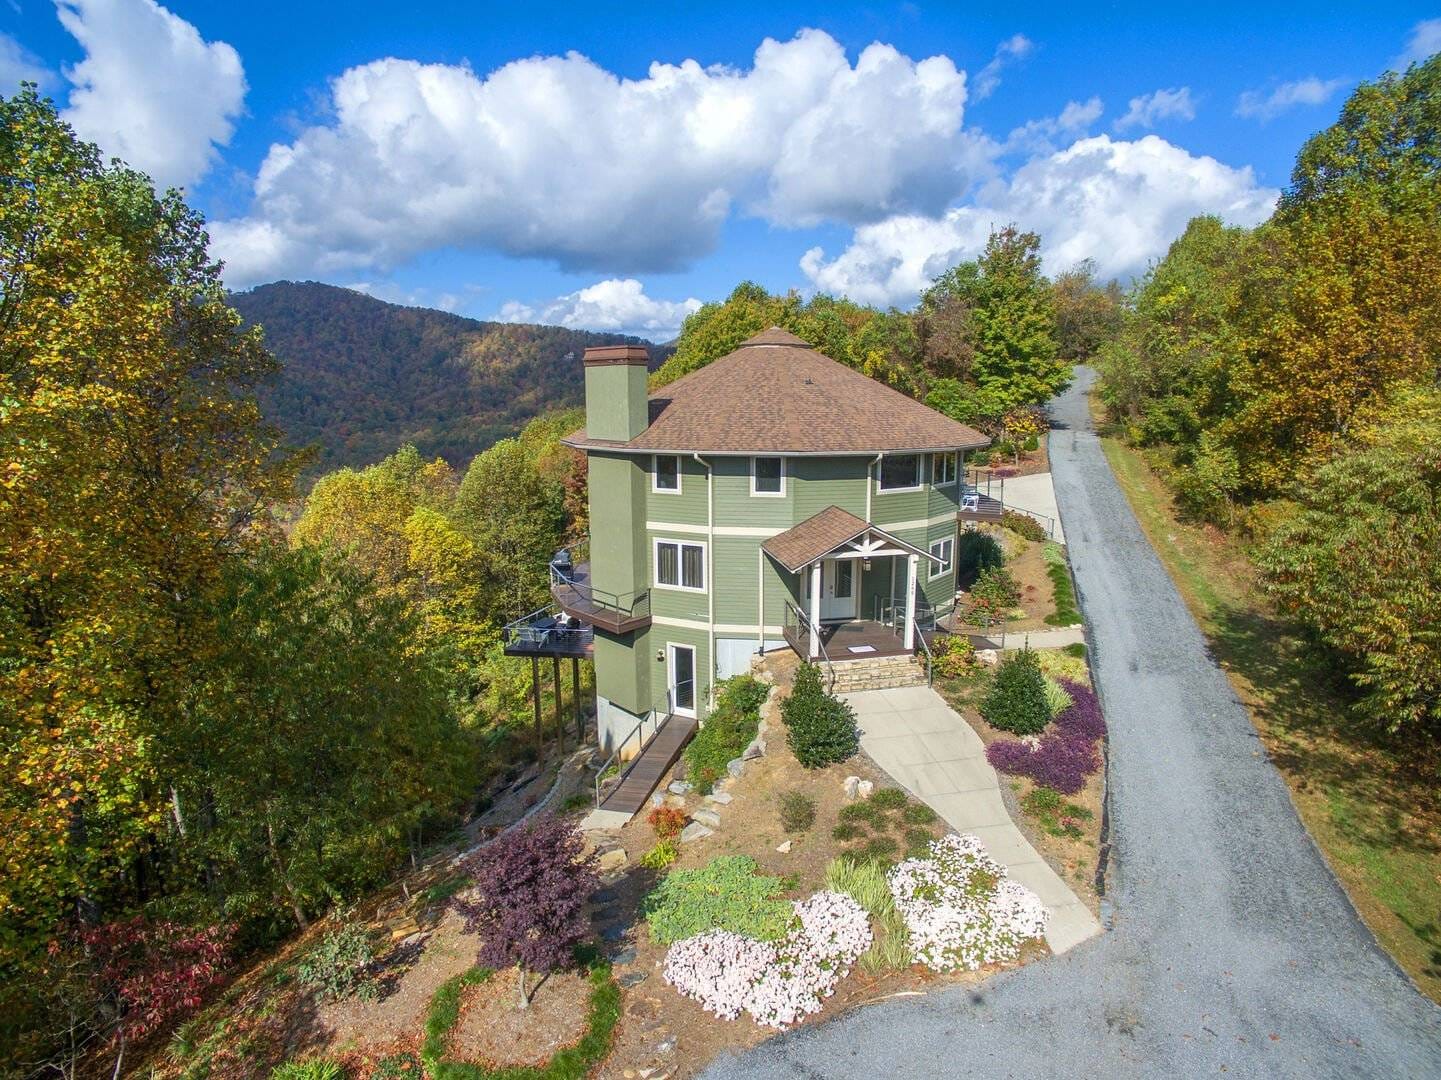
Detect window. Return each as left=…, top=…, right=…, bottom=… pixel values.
left=877, top=453, right=921, bottom=492
left=932, top=452, right=957, bottom=487
left=750, top=456, right=785, bottom=496
left=929, top=536, right=954, bottom=580
left=655, top=538, right=706, bottom=591
left=653, top=454, right=681, bottom=493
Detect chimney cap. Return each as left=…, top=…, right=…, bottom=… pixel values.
left=583, top=344, right=650, bottom=366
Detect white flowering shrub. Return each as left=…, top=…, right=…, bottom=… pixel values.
left=887, top=834, right=1048, bottom=972
left=663, top=890, right=872, bottom=1029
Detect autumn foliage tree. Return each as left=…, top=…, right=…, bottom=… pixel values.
left=454, top=815, right=598, bottom=1007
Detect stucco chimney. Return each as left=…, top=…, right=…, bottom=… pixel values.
left=582, top=345, right=650, bottom=441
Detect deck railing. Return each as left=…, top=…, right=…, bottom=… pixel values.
left=549, top=551, right=651, bottom=625
left=500, top=604, right=594, bottom=653
left=783, top=600, right=836, bottom=693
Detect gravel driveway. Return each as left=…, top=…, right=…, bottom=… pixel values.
left=702, top=368, right=1441, bottom=1078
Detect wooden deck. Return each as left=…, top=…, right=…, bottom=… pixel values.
left=551, top=562, right=651, bottom=635
left=957, top=492, right=1005, bottom=524
left=597, top=712, right=699, bottom=816
left=781, top=619, right=919, bottom=661
left=501, top=618, right=594, bottom=658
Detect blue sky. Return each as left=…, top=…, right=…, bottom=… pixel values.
left=3, top=1, right=1438, bottom=338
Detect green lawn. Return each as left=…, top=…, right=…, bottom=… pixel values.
left=1101, top=433, right=1441, bottom=1002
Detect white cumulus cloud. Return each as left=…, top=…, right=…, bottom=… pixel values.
left=801, top=134, right=1278, bottom=306
left=1114, top=87, right=1195, bottom=131
left=1392, top=18, right=1441, bottom=69
left=498, top=279, right=702, bottom=342
left=211, top=30, right=986, bottom=288
left=1004, top=97, right=1103, bottom=154
left=1235, top=76, right=1347, bottom=121
left=1, top=33, right=56, bottom=92
left=56, top=0, right=246, bottom=189
left=971, top=34, right=1033, bottom=101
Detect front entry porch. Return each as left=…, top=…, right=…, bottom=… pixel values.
left=779, top=617, right=931, bottom=660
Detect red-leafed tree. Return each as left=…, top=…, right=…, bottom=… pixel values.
left=37, top=918, right=231, bottom=1079
left=454, top=814, right=598, bottom=1008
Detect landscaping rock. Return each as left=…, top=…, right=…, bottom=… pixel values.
left=857, top=780, right=875, bottom=799
left=691, top=808, right=722, bottom=829
left=742, top=738, right=765, bottom=760
left=775, top=840, right=792, bottom=854
left=667, top=780, right=692, bottom=796
left=610, top=945, right=637, bottom=965
left=977, top=648, right=1001, bottom=666
left=726, top=757, right=746, bottom=779
left=592, top=887, right=620, bottom=904
left=679, top=822, right=714, bottom=844
left=706, top=791, right=733, bottom=805
left=843, top=776, right=861, bottom=800
left=618, top=971, right=649, bottom=989
left=597, top=848, right=628, bottom=873
left=649, top=792, right=665, bottom=809
left=600, top=923, right=628, bottom=943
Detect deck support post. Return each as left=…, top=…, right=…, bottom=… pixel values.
left=530, top=656, right=543, bottom=759
left=808, top=561, right=822, bottom=659
left=571, top=658, right=583, bottom=742
left=904, top=553, right=919, bottom=650
left=551, top=656, right=564, bottom=751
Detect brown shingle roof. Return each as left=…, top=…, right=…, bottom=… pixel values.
left=761, top=505, right=935, bottom=574
left=564, top=327, right=989, bottom=455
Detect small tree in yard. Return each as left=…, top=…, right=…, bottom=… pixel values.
left=454, top=814, right=598, bottom=1008
left=782, top=663, right=860, bottom=768
left=981, top=648, right=1052, bottom=735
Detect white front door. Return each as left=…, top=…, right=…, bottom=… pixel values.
left=667, top=643, right=697, bottom=717
left=821, top=559, right=857, bottom=621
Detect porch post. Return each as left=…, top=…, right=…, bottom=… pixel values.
left=904, top=553, right=919, bottom=650
left=809, top=560, right=822, bottom=659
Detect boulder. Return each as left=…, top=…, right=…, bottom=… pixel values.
left=843, top=776, right=861, bottom=800
left=667, top=780, right=693, bottom=796
left=597, top=848, right=628, bottom=873
left=679, top=822, right=714, bottom=844
left=775, top=840, right=793, bottom=854
left=976, top=648, right=1001, bottom=666
left=649, top=792, right=666, bottom=809
left=691, top=807, right=722, bottom=829
left=856, top=780, right=874, bottom=799
left=706, top=791, right=733, bottom=805
left=742, top=738, right=765, bottom=760
left=726, top=758, right=746, bottom=779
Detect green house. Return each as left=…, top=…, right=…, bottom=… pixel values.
left=551, top=327, right=993, bottom=757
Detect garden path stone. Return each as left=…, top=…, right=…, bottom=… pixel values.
left=679, top=822, right=713, bottom=843
left=702, top=368, right=1441, bottom=1079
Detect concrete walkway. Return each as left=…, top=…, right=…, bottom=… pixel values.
left=971, top=624, right=1086, bottom=651
left=704, top=368, right=1441, bottom=1079
left=996, top=470, right=1065, bottom=544
left=847, top=685, right=1101, bottom=954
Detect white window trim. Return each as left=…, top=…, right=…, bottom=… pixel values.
left=749, top=455, right=787, bottom=497
left=928, top=537, right=954, bottom=580
left=875, top=453, right=924, bottom=494
left=652, top=454, right=682, bottom=494
left=931, top=451, right=958, bottom=488
left=653, top=536, right=708, bottom=593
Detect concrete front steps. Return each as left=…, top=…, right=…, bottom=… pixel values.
left=829, top=653, right=927, bottom=693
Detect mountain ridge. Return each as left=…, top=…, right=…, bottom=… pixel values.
left=229, top=280, right=669, bottom=474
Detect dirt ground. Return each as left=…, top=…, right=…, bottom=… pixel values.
left=450, top=968, right=591, bottom=1067
left=956, top=526, right=1060, bottom=634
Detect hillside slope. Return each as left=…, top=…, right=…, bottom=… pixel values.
left=230, top=281, right=664, bottom=473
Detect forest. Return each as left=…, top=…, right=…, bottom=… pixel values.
left=1096, top=57, right=1440, bottom=744
left=2, top=55, right=1437, bottom=1075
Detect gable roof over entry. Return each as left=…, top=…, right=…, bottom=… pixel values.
left=762, top=505, right=938, bottom=574
left=563, top=327, right=990, bottom=455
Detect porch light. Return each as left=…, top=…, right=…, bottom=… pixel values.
left=863, top=558, right=872, bottom=571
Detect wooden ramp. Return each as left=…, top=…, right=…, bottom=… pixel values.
left=597, top=713, right=699, bottom=817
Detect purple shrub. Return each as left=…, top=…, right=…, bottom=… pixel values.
left=1053, top=680, right=1106, bottom=741
left=986, top=679, right=1106, bottom=795
left=454, top=813, right=598, bottom=1006
left=986, top=731, right=1099, bottom=795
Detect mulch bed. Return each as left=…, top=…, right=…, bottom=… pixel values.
left=447, top=968, right=591, bottom=1067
